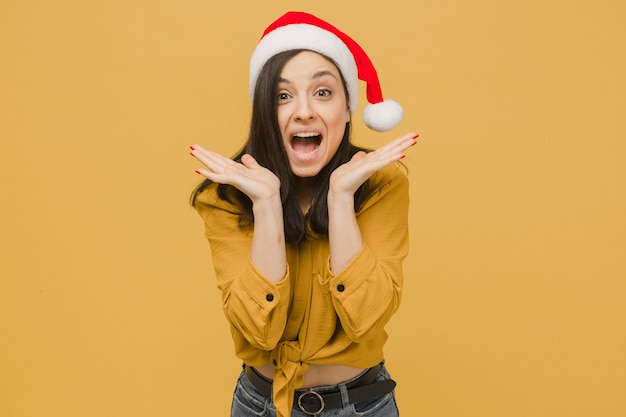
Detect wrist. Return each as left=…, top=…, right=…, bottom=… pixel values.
left=252, top=193, right=283, bottom=213
left=327, top=190, right=355, bottom=210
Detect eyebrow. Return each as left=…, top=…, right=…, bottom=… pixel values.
left=311, top=70, right=338, bottom=80
left=278, top=70, right=339, bottom=84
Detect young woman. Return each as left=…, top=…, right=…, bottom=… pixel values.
left=190, top=11, right=417, bottom=417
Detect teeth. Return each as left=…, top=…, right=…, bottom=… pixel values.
left=293, top=132, right=320, bottom=138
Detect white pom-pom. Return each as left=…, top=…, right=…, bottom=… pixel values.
left=362, top=99, right=404, bottom=132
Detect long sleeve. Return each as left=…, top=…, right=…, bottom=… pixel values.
left=319, top=164, right=409, bottom=342
left=194, top=187, right=290, bottom=350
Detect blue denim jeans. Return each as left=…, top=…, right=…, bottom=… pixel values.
left=230, top=363, right=399, bottom=416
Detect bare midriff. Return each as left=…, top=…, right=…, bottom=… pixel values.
left=254, top=363, right=366, bottom=388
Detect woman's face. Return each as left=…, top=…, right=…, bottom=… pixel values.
left=276, top=51, right=351, bottom=178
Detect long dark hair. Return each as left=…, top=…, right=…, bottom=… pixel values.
left=190, top=49, right=373, bottom=244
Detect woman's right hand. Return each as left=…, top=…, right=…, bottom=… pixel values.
left=190, top=145, right=281, bottom=203
left=192, top=144, right=287, bottom=282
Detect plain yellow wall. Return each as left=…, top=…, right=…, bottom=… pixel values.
left=1, top=0, right=625, bottom=416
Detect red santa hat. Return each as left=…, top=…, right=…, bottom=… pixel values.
left=249, top=11, right=404, bottom=132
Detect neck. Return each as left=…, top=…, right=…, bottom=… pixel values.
left=295, top=176, right=315, bottom=212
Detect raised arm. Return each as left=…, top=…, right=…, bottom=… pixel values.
left=191, top=145, right=289, bottom=349
left=323, top=132, right=416, bottom=341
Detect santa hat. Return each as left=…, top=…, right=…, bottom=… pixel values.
left=249, top=11, right=404, bottom=132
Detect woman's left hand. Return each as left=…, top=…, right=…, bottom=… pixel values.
left=329, top=132, right=418, bottom=198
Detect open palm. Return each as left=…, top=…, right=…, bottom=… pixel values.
left=329, top=132, right=417, bottom=197
left=191, top=145, right=281, bottom=203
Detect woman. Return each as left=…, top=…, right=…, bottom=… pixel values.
left=190, top=11, right=417, bottom=417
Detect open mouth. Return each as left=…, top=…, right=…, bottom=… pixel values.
left=290, top=132, right=322, bottom=156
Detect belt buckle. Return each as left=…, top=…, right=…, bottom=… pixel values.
left=297, top=390, right=325, bottom=415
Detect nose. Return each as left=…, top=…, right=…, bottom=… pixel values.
left=293, top=97, right=315, bottom=121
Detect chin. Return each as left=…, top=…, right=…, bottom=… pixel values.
left=290, top=164, right=323, bottom=178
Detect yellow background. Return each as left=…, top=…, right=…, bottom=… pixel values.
left=1, top=0, right=624, bottom=416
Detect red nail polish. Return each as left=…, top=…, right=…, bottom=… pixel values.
left=195, top=169, right=201, bottom=175
left=189, top=145, right=196, bottom=150
left=190, top=151, right=195, bottom=157
left=412, top=134, right=419, bottom=139
left=400, top=154, right=406, bottom=159
left=411, top=140, right=417, bottom=147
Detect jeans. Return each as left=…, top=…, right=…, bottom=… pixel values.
left=230, top=363, right=399, bottom=416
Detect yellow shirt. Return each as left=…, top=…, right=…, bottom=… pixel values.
left=194, top=163, right=409, bottom=417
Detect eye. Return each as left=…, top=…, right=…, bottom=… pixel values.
left=277, top=92, right=291, bottom=101
left=315, top=89, right=332, bottom=98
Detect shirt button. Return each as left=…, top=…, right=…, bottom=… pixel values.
left=337, top=284, right=345, bottom=292
left=266, top=293, right=274, bottom=302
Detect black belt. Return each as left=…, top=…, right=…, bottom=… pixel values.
left=244, top=363, right=396, bottom=415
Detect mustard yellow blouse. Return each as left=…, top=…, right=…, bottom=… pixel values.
left=194, top=163, right=409, bottom=417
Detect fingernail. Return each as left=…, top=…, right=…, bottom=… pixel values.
left=412, top=134, right=419, bottom=139
left=400, top=154, right=406, bottom=159
left=194, top=169, right=201, bottom=175
left=411, top=140, right=417, bottom=147
left=189, top=145, right=196, bottom=150
left=190, top=151, right=195, bottom=157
